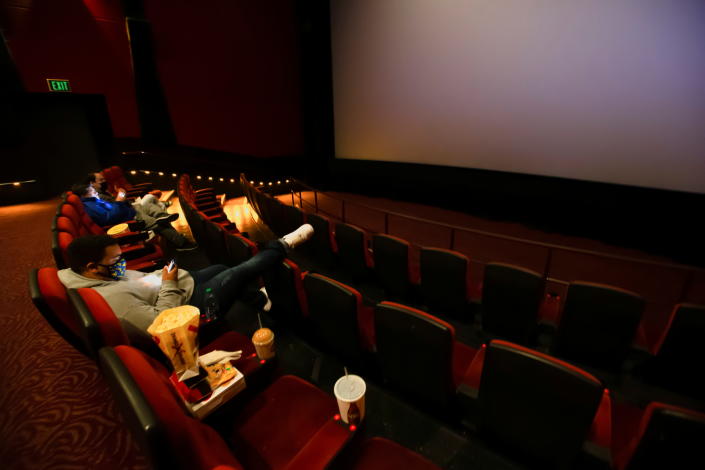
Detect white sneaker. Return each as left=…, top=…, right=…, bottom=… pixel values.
left=259, top=286, right=272, bottom=312
left=282, top=223, right=314, bottom=249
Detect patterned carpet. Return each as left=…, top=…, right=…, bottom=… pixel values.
left=0, top=198, right=147, bottom=470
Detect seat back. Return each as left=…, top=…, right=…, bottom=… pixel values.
left=554, top=282, right=644, bottom=369
left=304, top=273, right=364, bottom=363
left=481, top=262, right=544, bottom=344
left=202, top=220, right=229, bottom=264
left=622, top=403, right=705, bottom=470
left=372, top=234, right=413, bottom=300
left=305, top=213, right=337, bottom=267
left=189, top=211, right=209, bottom=247
left=475, top=340, right=607, bottom=468
left=51, top=229, right=74, bottom=269
left=419, top=247, right=471, bottom=318
left=66, top=193, right=104, bottom=234
left=29, top=267, right=86, bottom=354
left=59, top=203, right=89, bottom=236
left=280, top=204, right=304, bottom=237
left=263, top=196, right=284, bottom=235
left=654, top=303, right=705, bottom=365
left=374, top=302, right=455, bottom=409
left=99, top=346, right=243, bottom=470
left=67, top=288, right=130, bottom=360
left=55, top=215, right=80, bottom=238
left=225, top=232, right=258, bottom=267
left=335, top=222, right=371, bottom=280
left=263, top=259, right=308, bottom=323
left=109, top=166, right=132, bottom=191
left=647, top=303, right=705, bottom=396
left=102, top=166, right=120, bottom=194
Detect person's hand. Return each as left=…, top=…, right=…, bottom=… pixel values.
left=162, top=264, right=178, bottom=282
left=116, top=188, right=127, bottom=201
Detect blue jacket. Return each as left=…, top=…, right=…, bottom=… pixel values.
left=81, top=197, right=136, bottom=226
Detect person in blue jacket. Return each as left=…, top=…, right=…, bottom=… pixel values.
left=71, top=183, right=196, bottom=251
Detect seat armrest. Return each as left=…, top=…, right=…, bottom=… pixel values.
left=112, top=231, right=150, bottom=244
left=584, top=389, right=612, bottom=465
left=456, top=383, right=480, bottom=430
left=120, top=244, right=157, bottom=261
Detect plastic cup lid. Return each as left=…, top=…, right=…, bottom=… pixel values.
left=334, top=375, right=366, bottom=401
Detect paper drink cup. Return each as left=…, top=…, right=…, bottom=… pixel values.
left=252, top=328, right=275, bottom=360
left=334, top=374, right=366, bottom=425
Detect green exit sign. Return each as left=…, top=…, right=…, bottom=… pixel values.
left=46, top=79, right=71, bottom=92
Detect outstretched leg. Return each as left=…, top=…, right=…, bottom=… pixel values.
left=190, top=224, right=313, bottom=313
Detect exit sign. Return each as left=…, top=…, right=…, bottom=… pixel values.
left=46, top=79, right=71, bottom=92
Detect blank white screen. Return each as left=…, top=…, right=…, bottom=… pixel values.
left=330, top=0, right=705, bottom=194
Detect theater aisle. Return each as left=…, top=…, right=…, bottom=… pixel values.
left=0, top=198, right=148, bottom=470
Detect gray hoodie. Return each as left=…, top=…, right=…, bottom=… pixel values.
left=58, top=267, right=195, bottom=344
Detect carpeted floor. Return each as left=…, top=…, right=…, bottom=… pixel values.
left=0, top=198, right=147, bottom=470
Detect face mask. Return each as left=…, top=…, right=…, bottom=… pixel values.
left=98, top=257, right=126, bottom=280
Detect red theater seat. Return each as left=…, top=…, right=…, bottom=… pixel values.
left=262, top=259, right=308, bottom=324
left=612, top=401, right=705, bottom=470
left=419, top=247, right=473, bottom=320
left=100, top=345, right=353, bottom=470
left=303, top=212, right=338, bottom=268
left=224, top=232, right=258, bottom=267
left=103, top=166, right=154, bottom=198
left=480, top=262, right=544, bottom=344
left=374, top=301, right=478, bottom=410
left=463, top=339, right=611, bottom=468
left=644, top=303, right=705, bottom=396
left=303, top=273, right=375, bottom=361
left=29, top=267, right=87, bottom=355
left=51, top=221, right=159, bottom=272
left=68, top=287, right=263, bottom=378
left=335, top=222, right=373, bottom=281
left=552, top=281, right=645, bottom=370
left=372, top=233, right=418, bottom=302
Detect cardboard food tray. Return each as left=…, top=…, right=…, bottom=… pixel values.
left=189, top=366, right=246, bottom=419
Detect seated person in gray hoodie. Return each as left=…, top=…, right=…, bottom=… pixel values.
left=58, top=224, right=313, bottom=346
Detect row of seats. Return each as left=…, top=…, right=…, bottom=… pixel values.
left=32, top=258, right=705, bottom=468
left=38, top=166, right=166, bottom=352
left=38, top=172, right=444, bottom=467
left=101, top=344, right=441, bottom=470
left=32, top=170, right=704, bottom=469
left=102, top=340, right=704, bottom=470
left=178, top=174, right=258, bottom=266
left=29, top=266, right=441, bottom=469
left=102, top=165, right=154, bottom=199
left=242, top=178, right=704, bottom=390
left=29, top=255, right=705, bottom=470
left=52, top=191, right=164, bottom=271
left=268, top=265, right=705, bottom=469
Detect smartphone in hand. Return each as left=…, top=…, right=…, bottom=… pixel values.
left=167, top=259, right=176, bottom=272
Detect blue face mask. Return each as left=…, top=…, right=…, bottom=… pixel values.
left=99, top=257, right=126, bottom=280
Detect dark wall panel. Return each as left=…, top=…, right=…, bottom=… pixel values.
left=1, top=0, right=140, bottom=137
left=144, top=0, right=304, bottom=157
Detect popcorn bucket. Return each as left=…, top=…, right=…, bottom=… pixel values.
left=147, top=305, right=201, bottom=380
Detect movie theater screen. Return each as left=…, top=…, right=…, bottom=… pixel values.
left=330, top=0, right=705, bottom=194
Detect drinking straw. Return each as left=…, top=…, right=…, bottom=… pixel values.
left=258, top=313, right=263, bottom=330
left=344, top=366, right=349, bottom=378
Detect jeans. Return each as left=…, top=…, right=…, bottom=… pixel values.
left=188, top=240, right=286, bottom=314
left=154, top=225, right=188, bottom=247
